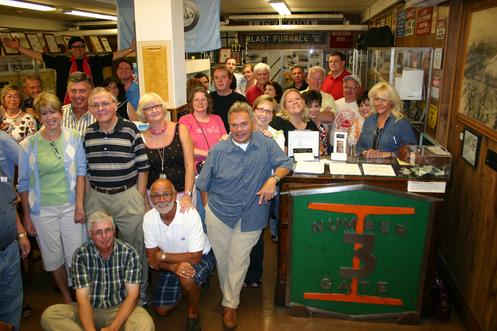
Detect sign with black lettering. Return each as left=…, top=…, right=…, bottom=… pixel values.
left=241, top=33, right=325, bottom=45
left=288, top=185, right=434, bottom=318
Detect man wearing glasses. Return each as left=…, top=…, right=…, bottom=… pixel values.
left=41, top=211, right=154, bottom=331
left=2, top=36, right=134, bottom=104
left=83, top=87, right=150, bottom=305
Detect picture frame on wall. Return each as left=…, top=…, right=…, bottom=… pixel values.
left=461, top=127, right=481, bottom=168
left=0, top=32, right=18, bottom=54
left=457, top=2, right=497, bottom=139
left=218, top=48, right=231, bottom=64
left=43, top=34, right=60, bottom=53
left=26, top=34, right=43, bottom=52
left=11, top=32, right=31, bottom=50
left=99, top=37, right=113, bottom=52
left=90, top=36, right=104, bottom=53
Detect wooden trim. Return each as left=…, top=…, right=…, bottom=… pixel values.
left=437, top=252, right=482, bottom=331
left=167, top=103, right=188, bottom=122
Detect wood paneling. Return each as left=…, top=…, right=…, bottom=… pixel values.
left=437, top=1, right=497, bottom=330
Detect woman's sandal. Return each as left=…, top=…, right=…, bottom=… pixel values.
left=249, top=281, right=262, bottom=289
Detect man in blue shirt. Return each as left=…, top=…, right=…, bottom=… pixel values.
left=116, top=59, right=140, bottom=109
left=197, top=102, right=293, bottom=329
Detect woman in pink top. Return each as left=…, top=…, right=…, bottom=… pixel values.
left=179, top=87, right=227, bottom=172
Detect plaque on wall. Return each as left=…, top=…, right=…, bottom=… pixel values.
left=11, top=32, right=31, bottom=50
left=90, top=36, right=104, bottom=53
left=26, top=34, right=43, bottom=52
left=0, top=32, right=18, bottom=54
left=100, top=37, right=113, bottom=52
left=43, top=34, right=60, bottom=53
left=138, top=40, right=170, bottom=104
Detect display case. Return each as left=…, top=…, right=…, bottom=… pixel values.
left=365, top=47, right=433, bottom=131
left=0, top=55, right=55, bottom=94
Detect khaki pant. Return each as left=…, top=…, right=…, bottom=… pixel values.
left=205, top=205, right=261, bottom=309
left=85, top=186, right=149, bottom=296
left=40, top=303, right=154, bottom=331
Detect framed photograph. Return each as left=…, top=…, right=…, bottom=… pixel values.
left=11, top=32, right=31, bottom=50
left=461, top=127, right=481, bottom=168
left=99, top=37, right=113, bottom=52
left=37, top=33, right=47, bottom=48
left=218, top=48, right=231, bottom=64
left=457, top=2, right=497, bottom=138
left=26, top=33, right=43, bottom=52
left=89, top=36, right=104, bottom=53
left=0, top=32, right=18, bottom=54
left=43, top=34, right=60, bottom=53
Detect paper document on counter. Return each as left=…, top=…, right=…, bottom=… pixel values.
left=362, top=164, right=396, bottom=176
left=329, top=163, right=362, bottom=176
left=294, top=161, right=325, bottom=174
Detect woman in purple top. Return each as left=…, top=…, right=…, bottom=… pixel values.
left=179, top=87, right=227, bottom=172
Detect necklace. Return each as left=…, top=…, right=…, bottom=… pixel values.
left=149, top=122, right=167, bottom=135
left=5, top=109, right=22, bottom=119
left=157, top=147, right=167, bottom=179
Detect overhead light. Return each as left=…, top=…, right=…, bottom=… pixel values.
left=0, top=0, right=55, bottom=11
left=64, top=9, right=117, bottom=21
left=268, top=0, right=291, bottom=16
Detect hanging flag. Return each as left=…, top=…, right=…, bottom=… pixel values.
left=116, top=0, right=135, bottom=50
left=184, top=0, right=221, bottom=52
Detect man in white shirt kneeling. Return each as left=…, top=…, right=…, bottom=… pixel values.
left=143, top=178, right=215, bottom=331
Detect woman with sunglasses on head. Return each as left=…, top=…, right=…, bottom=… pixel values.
left=137, top=92, right=195, bottom=212
left=356, top=82, right=417, bottom=158
left=18, top=92, right=87, bottom=304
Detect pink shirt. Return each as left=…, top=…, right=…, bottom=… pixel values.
left=178, top=113, right=226, bottom=165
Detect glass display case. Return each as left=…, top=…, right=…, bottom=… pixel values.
left=364, top=47, right=434, bottom=131
left=0, top=55, right=55, bottom=93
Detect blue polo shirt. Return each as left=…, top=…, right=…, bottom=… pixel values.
left=196, top=131, right=293, bottom=232
left=126, top=81, right=140, bottom=110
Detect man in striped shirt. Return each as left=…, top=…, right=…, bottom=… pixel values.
left=61, top=71, right=95, bottom=136
left=83, top=87, right=150, bottom=304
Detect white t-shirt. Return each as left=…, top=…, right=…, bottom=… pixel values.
left=332, top=98, right=360, bottom=139
left=143, top=203, right=211, bottom=255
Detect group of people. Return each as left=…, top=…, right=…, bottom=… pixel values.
left=0, top=34, right=418, bottom=331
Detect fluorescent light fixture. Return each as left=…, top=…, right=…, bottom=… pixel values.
left=268, top=0, right=291, bottom=16
left=0, top=0, right=55, bottom=11
left=64, top=9, right=117, bottom=21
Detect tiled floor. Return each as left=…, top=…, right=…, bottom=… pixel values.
left=21, top=231, right=466, bottom=330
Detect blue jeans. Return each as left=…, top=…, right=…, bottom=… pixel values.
left=0, top=241, right=22, bottom=331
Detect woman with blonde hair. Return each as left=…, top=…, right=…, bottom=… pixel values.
left=270, top=88, right=318, bottom=150
left=18, top=92, right=87, bottom=304
left=356, top=82, right=416, bottom=158
left=137, top=92, right=195, bottom=212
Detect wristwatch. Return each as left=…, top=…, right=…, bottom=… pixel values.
left=272, top=175, right=281, bottom=184
left=184, top=191, right=192, bottom=197
left=160, top=251, right=167, bottom=262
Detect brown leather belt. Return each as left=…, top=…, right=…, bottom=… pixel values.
left=90, top=183, right=133, bottom=194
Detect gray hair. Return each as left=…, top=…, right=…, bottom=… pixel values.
left=308, top=66, right=326, bottom=78
left=253, top=62, right=270, bottom=74
left=228, top=101, right=254, bottom=121
left=87, top=211, right=115, bottom=232
left=88, top=86, right=117, bottom=105
left=67, top=71, right=92, bottom=88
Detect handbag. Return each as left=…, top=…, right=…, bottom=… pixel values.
left=193, top=115, right=211, bottom=174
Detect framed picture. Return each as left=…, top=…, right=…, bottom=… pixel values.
left=457, top=2, right=497, bottom=138
left=99, top=37, right=113, bottom=52
left=11, top=32, right=31, bottom=50
left=26, top=34, right=43, bottom=52
left=43, top=34, right=60, bottom=53
left=89, top=36, right=104, bottom=53
left=219, top=48, right=231, bottom=64
left=0, top=32, right=18, bottom=54
left=37, top=33, right=47, bottom=48
left=461, top=127, right=481, bottom=168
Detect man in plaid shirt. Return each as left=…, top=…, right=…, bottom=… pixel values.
left=40, top=211, right=154, bottom=331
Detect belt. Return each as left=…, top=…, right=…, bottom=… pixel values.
left=91, top=183, right=134, bottom=194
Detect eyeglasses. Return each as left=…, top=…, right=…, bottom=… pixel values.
left=91, top=227, right=115, bottom=237
left=6, top=94, right=20, bottom=99
left=150, top=192, right=175, bottom=200
left=89, top=102, right=114, bottom=109
left=50, top=141, right=62, bottom=160
left=344, top=85, right=359, bottom=90
left=71, top=44, right=85, bottom=49
left=143, top=104, right=163, bottom=112
left=254, top=107, right=273, bottom=114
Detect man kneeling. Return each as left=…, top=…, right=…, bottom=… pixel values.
left=41, top=211, right=154, bottom=331
left=144, top=178, right=215, bottom=331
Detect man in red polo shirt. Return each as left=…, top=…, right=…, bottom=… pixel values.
left=321, top=52, right=351, bottom=100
